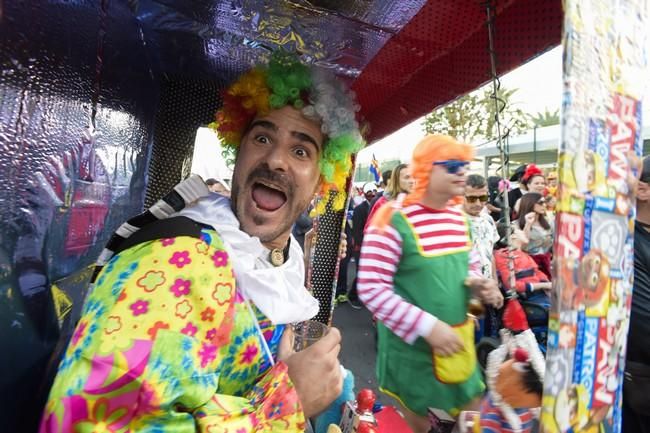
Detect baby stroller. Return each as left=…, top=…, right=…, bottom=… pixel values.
left=475, top=292, right=550, bottom=371
left=475, top=248, right=551, bottom=371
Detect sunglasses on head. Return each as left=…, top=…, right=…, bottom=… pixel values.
left=465, top=195, right=489, bottom=203
left=433, top=160, right=469, bottom=174
left=536, top=198, right=546, bottom=205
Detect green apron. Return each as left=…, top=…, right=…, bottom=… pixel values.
left=376, top=210, right=485, bottom=415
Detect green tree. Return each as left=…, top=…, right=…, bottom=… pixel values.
left=422, top=93, right=484, bottom=143
left=529, top=108, right=560, bottom=127
left=482, top=87, right=531, bottom=140
left=423, top=87, right=531, bottom=143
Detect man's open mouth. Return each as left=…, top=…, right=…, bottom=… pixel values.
left=251, top=181, right=288, bottom=212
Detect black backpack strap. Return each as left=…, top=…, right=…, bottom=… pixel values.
left=115, top=216, right=211, bottom=254
left=90, top=215, right=211, bottom=284
left=90, top=175, right=210, bottom=284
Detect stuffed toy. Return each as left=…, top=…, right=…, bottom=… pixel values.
left=315, top=368, right=356, bottom=433
left=459, top=299, right=545, bottom=433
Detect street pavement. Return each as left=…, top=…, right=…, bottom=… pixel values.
left=332, top=301, right=400, bottom=409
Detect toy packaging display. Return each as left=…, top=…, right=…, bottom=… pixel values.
left=541, top=1, right=648, bottom=433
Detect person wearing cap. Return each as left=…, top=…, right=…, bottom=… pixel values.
left=40, top=51, right=364, bottom=432
left=348, top=182, right=377, bottom=309
left=507, top=164, right=528, bottom=218
left=358, top=135, right=503, bottom=433
left=623, top=155, right=650, bottom=433
left=205, top=177, right=231, bottom=197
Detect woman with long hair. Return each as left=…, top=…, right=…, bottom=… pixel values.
left=364, top=163, right=414, bottom=230
left=515, top=192, right=554, bottom=278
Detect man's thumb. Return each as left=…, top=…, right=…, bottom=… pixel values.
left=277, top=326, right=295, bottom=362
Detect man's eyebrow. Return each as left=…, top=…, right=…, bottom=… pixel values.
left=248, top=119, right=321, bottom=152
left=291, top=131, right=321, bottom=152
left=248, top=120, right=278, bottom=132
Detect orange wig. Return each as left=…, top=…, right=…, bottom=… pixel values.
left=369, top=135, right=473, bottom=231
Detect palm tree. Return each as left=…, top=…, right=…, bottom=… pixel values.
left=530, top=108, right=560, bottom=127
left=423, top=86, right=532, bottom=143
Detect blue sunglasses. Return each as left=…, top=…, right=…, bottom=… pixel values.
left=433, top=160, right=469, bottom=174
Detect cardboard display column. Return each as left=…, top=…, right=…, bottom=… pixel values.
left=541, top=1, right=648, bottom=432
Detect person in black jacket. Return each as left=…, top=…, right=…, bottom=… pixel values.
left=507, top=164, right=528, bottom=218
left=348, top=182, right=376, bottom=308
left=370, top=169, right=393, bottom=207
left=624, top=155, right=650, bottom=433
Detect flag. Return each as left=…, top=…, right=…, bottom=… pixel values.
left=369, top=154, right=382, bottom=183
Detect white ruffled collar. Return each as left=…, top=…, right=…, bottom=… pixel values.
left=176, top=193, right=319, bottom=324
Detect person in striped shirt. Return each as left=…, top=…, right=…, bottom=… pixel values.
left=358, top=135, right=504, bottom=433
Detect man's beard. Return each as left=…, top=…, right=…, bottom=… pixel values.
left=231, top=163, right=306, bottom=244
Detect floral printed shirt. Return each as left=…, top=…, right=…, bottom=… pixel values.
left=40, top=228, right=305, bottom=433
left=468, top=213, right=499, bottom=279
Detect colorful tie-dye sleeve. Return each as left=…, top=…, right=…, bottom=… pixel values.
left=39, top=231, right=306, bottom=433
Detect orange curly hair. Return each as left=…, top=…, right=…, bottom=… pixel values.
left=369, top=135, right=474, bottom=230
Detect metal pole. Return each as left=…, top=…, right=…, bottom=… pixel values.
left=533, top=125, right=537, bottom=164
left=484, top=0, right=515, bottom=292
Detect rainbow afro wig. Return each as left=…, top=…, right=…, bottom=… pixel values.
left=209, top=50, right=365, bottom=213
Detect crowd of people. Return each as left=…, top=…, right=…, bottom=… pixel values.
left=35, top=49, right=649, bottom=433
left=338, top=161, right=557, bottom=311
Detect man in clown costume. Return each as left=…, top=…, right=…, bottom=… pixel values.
left=358, top=135, right=504, bottom=433
left=40, top=51, right=363, bottom=432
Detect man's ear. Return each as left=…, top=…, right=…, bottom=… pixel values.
left=313, top=176, right=324, bottom=195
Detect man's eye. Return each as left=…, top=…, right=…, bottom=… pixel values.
left=255, top=135, right=270, bottom=144
left=294, top=147, right=309, bottom=158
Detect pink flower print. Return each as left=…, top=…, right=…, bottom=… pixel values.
left=212, top=250, right=229, bottom=268
left=200, top=307, right=216, bottom=322
left=170, top=278, right=191, bottom=297
left=147, top=321, right=170, bottom=339
left=175, top=299, right=193, bottom=319
left=212, top=282, right=233, bottom=305
left=130, top=299, right=149, bottom=316
left=137, top=381, right=160, bottom=415
left=161, top=238, right=175, bottom=247
left=181, top=322, right=198, bottom=337
left=136, top=270, right=166, bottom=293
left=198, top=342, right=217, bottom=368
left=240, top=343, right=259, bottom=364
left=71, top=321, right=88, bottom=347
left=205, top=328, right=217, bottom=342
left=169, top=251, right=191, bottom=268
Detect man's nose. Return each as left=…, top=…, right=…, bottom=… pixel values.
left=264, top=142, right=290, bottom=172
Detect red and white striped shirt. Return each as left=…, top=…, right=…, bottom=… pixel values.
left=357, top=204, right=481, bottom=344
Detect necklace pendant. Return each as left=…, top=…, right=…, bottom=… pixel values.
left=270, top=248, right=285, bottom=267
